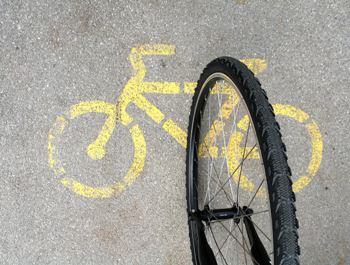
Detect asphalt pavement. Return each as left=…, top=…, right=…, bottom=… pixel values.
left=0, top=0, right=349, bottom=264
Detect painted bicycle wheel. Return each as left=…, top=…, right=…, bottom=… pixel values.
left=186, top=57, right=300, bottom=265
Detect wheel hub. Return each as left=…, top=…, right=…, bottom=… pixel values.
left=199, top=204, right=253, bottom=224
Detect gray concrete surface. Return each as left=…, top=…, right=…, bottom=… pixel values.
left=1, top=0, right=349, bottom=264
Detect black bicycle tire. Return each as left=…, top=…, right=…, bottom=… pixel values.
left=186, top=57, right=300, bottom=265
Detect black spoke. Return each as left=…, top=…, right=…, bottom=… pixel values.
left=249, top=218, right=272, bottom=243
left=201, top=136, right=234, bottom=206
left=198, top=102, right=234, bottom=206
left=236, top=121, right=251, bottom=205
left=206, top=210, right=262, bottom=265
left=247, top=179, right=265, bottom=209
left=238, top=222, right=249, bottom=265
left=243, top=214, right=271, bottom=265
left=207, top=144, right=257, bottom=206
left=214, top=224, right=239, bottom=257
left=216, top=86, right=237, bottom=208
left=208, top=225, right=230, bottom=265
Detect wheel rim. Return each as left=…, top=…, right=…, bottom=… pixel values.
left=188, top=73, right=274, bottom=265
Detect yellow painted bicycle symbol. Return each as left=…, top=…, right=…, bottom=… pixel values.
left=48, top=44, right=323, bottom=199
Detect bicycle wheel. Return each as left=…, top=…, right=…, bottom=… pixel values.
left=186, top=57, right=300, bottom=265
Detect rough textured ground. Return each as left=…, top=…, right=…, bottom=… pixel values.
left=1, top=0, right=349, bottom=264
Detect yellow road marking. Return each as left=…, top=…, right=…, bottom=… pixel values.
left=133, top=95, right=165, bottom=124
left=162, top=119, right=187, bottom=148
left=220, top=93, right=239, bottom=120
left=48, top=44, right=323, bottom=199
left=198, top=87, right=240, bottom=157
left=48, top=116, right=66, bottom=175
left=306, top=121, right=323, bottom=176
left=129, top=44, right=175, bottom=80
left=118, top=44, right=177, bottom=126
left=198, top=120, right=225, bottom=158
left=273, top=104, right=323, bottom=192
left=227, top=132, right=255, bottom=192
left=70, top=101, right=117, bottom=160
left=60, top=178, right=126, bottom=199
left=141, top=82, right=180, bottom=94
left=184, top=82, right=197, bottom=94
left=131, top=44, right=176, bottom=57
left=218, top=104, right=323, bottom=195
left=237, top=115, right=250, bottom=131
left=123, top=125, right=147, bottom=186
left=292, top=176, right=311, bottom=193
left=273, top=104, right=309, bottom=123
left=58, top=124, right=146, bottom=198
left=293, top=121, right=323, bottom=192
